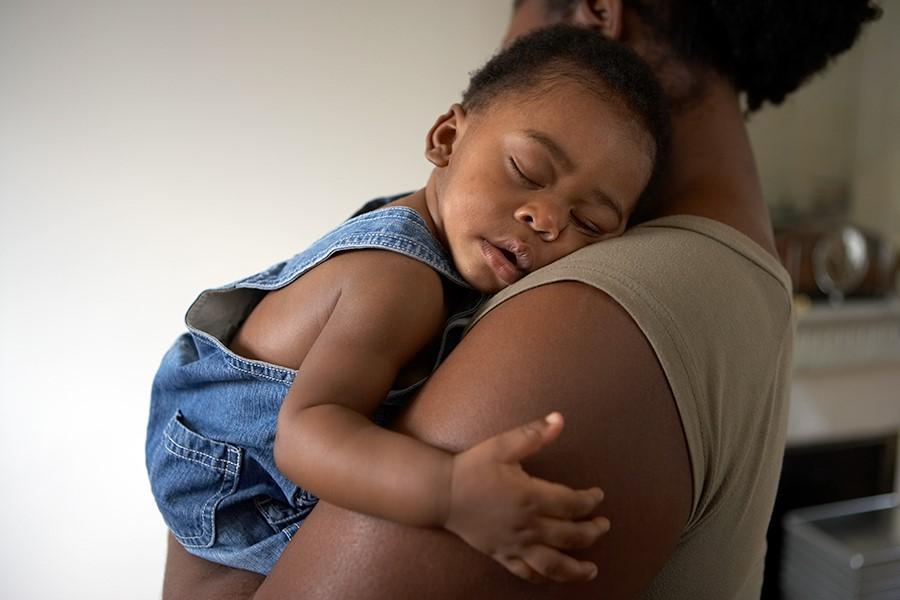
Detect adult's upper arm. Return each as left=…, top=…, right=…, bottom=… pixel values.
left=256, top=281, right=693, bottom=600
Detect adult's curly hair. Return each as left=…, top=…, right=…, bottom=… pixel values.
left=517, top=0, right=882, bottom=111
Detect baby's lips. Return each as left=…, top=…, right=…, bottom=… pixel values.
left=505, top=238, right=534, bottom=272
left=491, top=236, right=533, bottom=273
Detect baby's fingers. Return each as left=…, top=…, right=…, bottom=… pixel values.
left=482, top=412, right=565, bottom=464
left=531, top=479, right=605, bottom=520
left=530, top=516, right=611, bottom=550
left=496, top=556, right=549, bottom=584
left=521, top=545, right=599, bottom=583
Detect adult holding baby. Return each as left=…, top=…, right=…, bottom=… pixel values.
left=163, top=1, right=880, bottom=598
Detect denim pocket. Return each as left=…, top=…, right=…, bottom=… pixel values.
left=253, top=490, right=316, bottom=539
left=148, top=410, right=242, bottom=548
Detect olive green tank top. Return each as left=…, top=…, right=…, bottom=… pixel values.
left=470, top=215, right=794, bottom=599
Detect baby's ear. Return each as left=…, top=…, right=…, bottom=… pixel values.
left=425, top=103, right=466, bottom=167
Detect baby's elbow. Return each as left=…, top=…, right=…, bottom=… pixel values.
left=273, top=409, right=302, bottom=478
left=273, top=418, right=288, bottom=474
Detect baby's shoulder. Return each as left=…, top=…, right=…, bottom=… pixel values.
left=326, top=249, right=446, bottom=305
left=309, top=249, right=448, bottom=355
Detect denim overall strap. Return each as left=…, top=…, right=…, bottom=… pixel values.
left=308, top=206, right=466, bottom=288
left=238, top=205, right=465, bottom=291
left=183, top=205, right=469, bottom=355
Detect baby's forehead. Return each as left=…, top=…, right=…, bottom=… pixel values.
left=476, top=73, right=651, bottom=132
left=459, top=25, right=668, bottom=188
left=478, top=81, right=656, bottom=156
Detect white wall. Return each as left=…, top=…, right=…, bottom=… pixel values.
left=747, top=6, right=900, bottom=247
left=851, top=3, right=900, bottom=247
left=747, top=51, right=861, bottom=212
left=0, top=2, right=510, bottom=598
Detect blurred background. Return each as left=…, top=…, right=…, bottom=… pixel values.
left=0, top=2, right=897, bottom=598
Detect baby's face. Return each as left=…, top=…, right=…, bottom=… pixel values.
left=430, top=81, right=654, bottom=293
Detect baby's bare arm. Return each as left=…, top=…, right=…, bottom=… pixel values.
left=274, top=250, right=453, bottom=526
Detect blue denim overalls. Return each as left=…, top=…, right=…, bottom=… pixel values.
left=145, top=202, right=482, bottom=574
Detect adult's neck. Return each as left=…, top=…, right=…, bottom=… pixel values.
left=654, top=76, right=777, bottom=256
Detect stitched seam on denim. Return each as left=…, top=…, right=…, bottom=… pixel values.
left=254, top=496, right=305, bottom=526
left=282, top=521, right=302, bottom=541
left=167, top=449, right=240, bottom=545
left=357, top=206, right=440, bottom=247
left=267, top=510, right=305, bottom=526
left=176, top=479, right=228, bottom=544
left=177, top=446, right=241, bottom=546
left=271, top=210, right=446, bottom=284
left=348, top=230, right=442, bottom=255
left=310, top=207, right=452, bottom=270
left=191, top=331, right=295, bottom=381
left=225, top=359, right=296, bottom=384
left=164, top=430, right=240, bottom=473
left=223, top=354, right=294, bottom=382
left=353, top=206, right=426, bottom=228
left=195, top=449, right=235, bottom=544
left=324, top=236, right=465, bottom=287
left=315, top=233, right=444, bottom=266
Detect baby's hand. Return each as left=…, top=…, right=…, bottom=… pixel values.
left=443, top=412, right=609, bottom=584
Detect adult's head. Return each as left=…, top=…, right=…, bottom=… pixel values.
left=508, top=0, right=881, bottom=112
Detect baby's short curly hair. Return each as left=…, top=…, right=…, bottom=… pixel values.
left=462, top=24, right=670, bottom=223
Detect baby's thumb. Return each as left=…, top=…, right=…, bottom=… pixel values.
left=488, top=412, right=564, bottom=463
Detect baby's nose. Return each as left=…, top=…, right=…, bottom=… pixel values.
left=515, top=201, right=566, bottom=241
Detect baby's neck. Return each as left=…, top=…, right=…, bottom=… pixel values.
left=387, top=187, right=448, bottom=250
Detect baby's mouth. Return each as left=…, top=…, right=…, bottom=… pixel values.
left=481, top=238, right=533, bottom=287
left=499, top=239, right=533, bottom=273
left=499, top=247, right=519, bottom=266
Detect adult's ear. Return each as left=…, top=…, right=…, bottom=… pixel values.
left=425, top=103, right=466, bottom=168
left=571, top=0, right=623, bottom=40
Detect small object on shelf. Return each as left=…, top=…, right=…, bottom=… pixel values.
left=792, top=298, right=900, bottom=371
left=813, top=225, right=870, bottom=304
left=775, top=222, right=899, bottom=300
left=782, top=494, right=900, bottom=600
